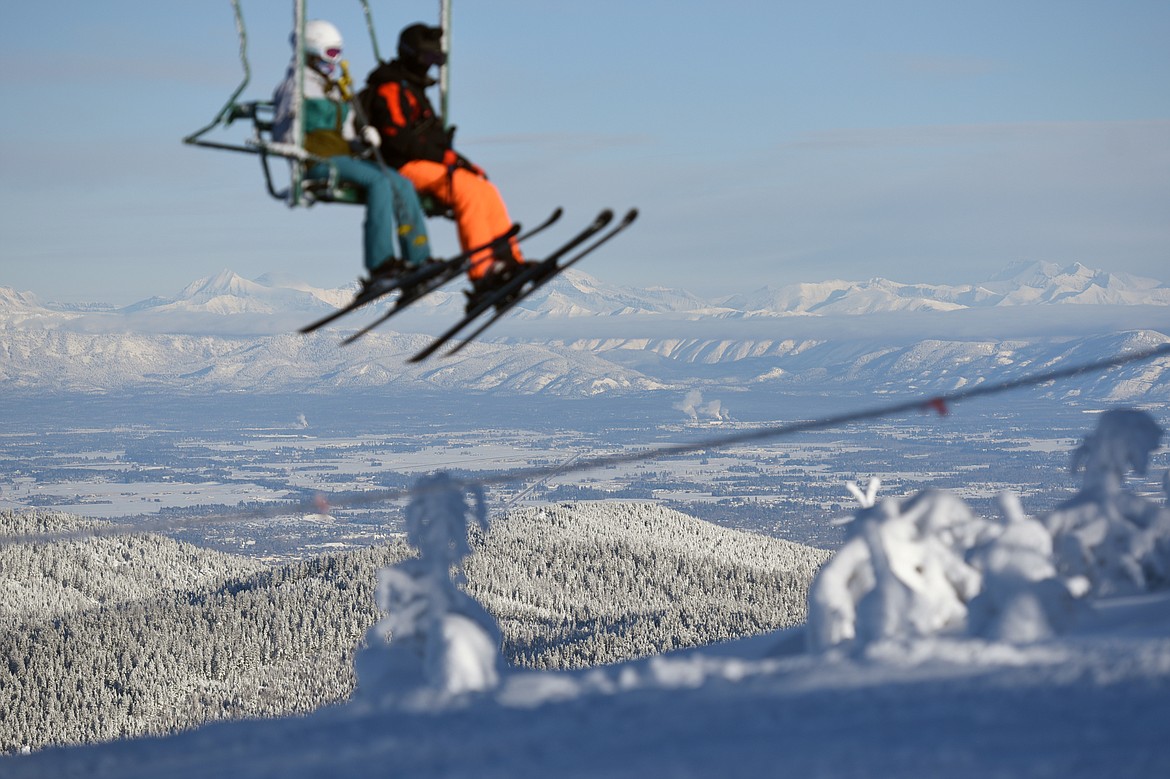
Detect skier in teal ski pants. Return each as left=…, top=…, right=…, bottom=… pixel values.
left=273, top=19, right=431, bottom=277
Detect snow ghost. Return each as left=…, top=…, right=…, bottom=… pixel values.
left=807, top=409, right=1170, bottom=656
left=808, top=487, right=1084, bottom=652
left=1044, top=408, right=1170, bottom=596
left=355, top=473, right=501, bottom=704
left=965, top=493, right=1081, bottom=643
left=1070, top=409, right=1163, bottom=496
left=806, top=490, right=982, bottom=652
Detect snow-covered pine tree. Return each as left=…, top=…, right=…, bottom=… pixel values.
left=1044, top=408, right=1170, bottom=595
left=355, top=473, right=502, bottom=704
left=808, top=407, right=1170, bottom=654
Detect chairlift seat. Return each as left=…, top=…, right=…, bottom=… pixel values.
left=229, top=100, right=448, bottom=217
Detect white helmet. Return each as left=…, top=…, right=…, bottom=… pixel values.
left=303, top=19, right=343, bottom=68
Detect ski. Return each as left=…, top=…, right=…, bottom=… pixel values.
left=338, top=208, right=565, bottom=345
left=298, top=223, right=522, bottom=334
left=298, top=279, right=398, bottom=335
left=337, top=263, right=456, bottom=345
left=299, top=210, right=561, bottom=335
left=445, top=208, right=639, bottom=358
left=408, top=208, right=630, bottom=363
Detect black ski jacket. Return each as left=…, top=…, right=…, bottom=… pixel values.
left=360, top=60, right=450, bottom=169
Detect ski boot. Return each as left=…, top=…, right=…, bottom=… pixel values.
left=464, top=256, right=524, bottom=314
left=397, top=257, right=445, bottom=302
left=360, top=257, right=408, bottom=295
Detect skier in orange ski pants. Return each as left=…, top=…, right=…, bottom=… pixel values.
left=361, top=23, right=524, bottom=310
left=396, top=159, right=519, bottom=282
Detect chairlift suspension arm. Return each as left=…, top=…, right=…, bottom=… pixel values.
left=439, top=0, right=452, bottom=127
left=182, top=0, right=251, bottom=147
left=291, top=0, right=308, bottom=205
left=360, top=0, right=382, bottom=63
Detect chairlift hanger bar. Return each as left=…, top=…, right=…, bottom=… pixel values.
left=439, top=0, right=451, bottom=127
left=181, top=0, right=251, bottom=150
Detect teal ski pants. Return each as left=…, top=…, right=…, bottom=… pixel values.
left=309, top=157, right=432, bottom=272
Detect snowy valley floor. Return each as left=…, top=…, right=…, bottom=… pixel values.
left=9, top=592, right=1170, bottom=779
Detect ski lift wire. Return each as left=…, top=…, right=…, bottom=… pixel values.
left=2, top=342, right=1168, bottom=548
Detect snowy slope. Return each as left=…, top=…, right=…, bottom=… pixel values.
left=0, top=328, right=666, bottom=395
left=0, top=287, right=76, bottom=329
left=8, top=590, right=1169, bottom=777
left=7, top=407, right=1170, bottom=777
left=1, top=320, right=1167, bottom=400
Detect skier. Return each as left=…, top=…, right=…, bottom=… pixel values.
left=272, top=19, right=433, bottom=285
left=361, top=23, right=526, bottom=311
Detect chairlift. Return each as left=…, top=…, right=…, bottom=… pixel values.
left=183, top=0, right=453, bottom=211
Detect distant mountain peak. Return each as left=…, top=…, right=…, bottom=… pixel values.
left=0, top=285, right=43, bottom=311
left=179, top=270, right=266, bottom=301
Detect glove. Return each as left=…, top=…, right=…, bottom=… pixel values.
left=361, top=125, right=381, bottom=149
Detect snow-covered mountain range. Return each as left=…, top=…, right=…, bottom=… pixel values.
left=27, top=260, right=1170, bottom=320
left=2, top=261, right=1168, bottom=399
left=720, top=261, right=1170, bottom=315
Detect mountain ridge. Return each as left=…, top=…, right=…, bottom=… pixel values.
left=2, top=261, right=1167, bottom=400
left=9, top=259, right=1168, bottom=322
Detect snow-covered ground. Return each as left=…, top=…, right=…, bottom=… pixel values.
left=8, top=593, right=1169, bottom=778
left=7, top=410, right=1170, bottom=778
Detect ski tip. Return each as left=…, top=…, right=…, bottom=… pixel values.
left=622, top=208, right=639, bottom=224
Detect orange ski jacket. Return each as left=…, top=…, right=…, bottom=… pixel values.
left=360, top=60, right=449, bottom=169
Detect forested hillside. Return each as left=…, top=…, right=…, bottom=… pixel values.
left=467, top=503, right=829, bottom=668
left=1, top=504, right=828, bottom=753
left=1, top=511, right=409, bottom=752
left=0, top=512, right=264, bottom=620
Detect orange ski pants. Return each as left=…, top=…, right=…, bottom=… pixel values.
left=397, top=160, right=523, bottom=280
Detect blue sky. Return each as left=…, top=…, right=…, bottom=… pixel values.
left=1, top=0, right=1168, bottom=304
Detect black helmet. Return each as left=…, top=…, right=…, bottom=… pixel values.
left=398, top=23, right=446, bottom=71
